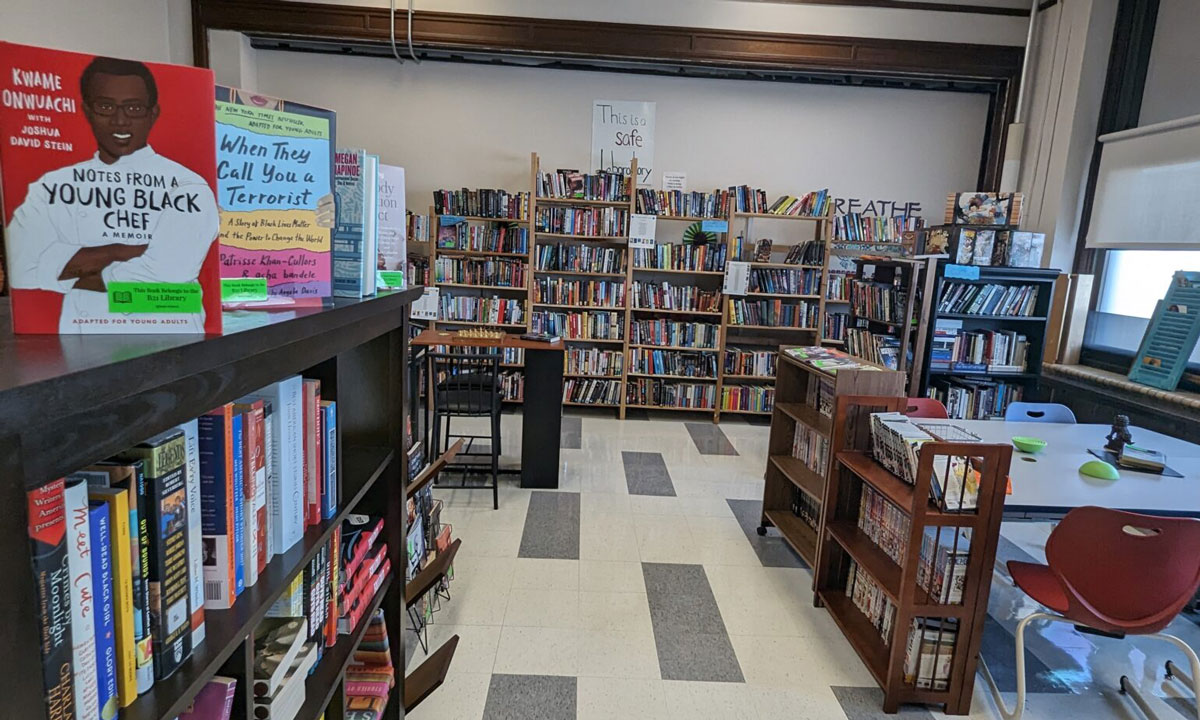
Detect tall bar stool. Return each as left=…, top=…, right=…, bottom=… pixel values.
left=429, top=351, right=503, bottom=509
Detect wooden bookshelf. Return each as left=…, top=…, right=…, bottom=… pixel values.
left=813, top=394, right=1012, bottom=715
left=843, top=257, right=923, bottom=387
left=0, top=290, right=436, bottom=720
left=757, top=348, right=904, bottom=570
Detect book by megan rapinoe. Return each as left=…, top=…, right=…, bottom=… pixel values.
left=214, top=87, right=335, bottom=308
left=0, top=42, right=221, bottom=334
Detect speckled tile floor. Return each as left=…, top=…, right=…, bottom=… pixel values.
left=407, top=411, right=1200, bottom=719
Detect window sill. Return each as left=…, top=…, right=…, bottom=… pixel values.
left=1044, top=363, right=1200, bottom=413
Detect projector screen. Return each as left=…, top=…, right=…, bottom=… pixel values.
left=1089, top=114, right=1200, bottom=248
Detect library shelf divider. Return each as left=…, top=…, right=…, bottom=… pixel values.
left=758, top=350, right=904, bottom=570
left=812, top=394, right=1012, bottom=715
left=0, top=288, right=456, bottom=720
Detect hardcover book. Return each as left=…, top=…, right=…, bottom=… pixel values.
left=88, top=502, right=120, bottom=720
left=214, top=86, right=335, bottom=306
left=87, top=486, right=138, bottom=706
left=28, top=478, right=75, bottom=720
left=321, top=399, right=338, bottom=520
left=375, top=164, right=407, bottom=289
left=302, top=378, right=322, bottom=526
left=64, top=478, right=100, bottom=720
left=0, top=42, right=221, bottom=334
left=177, top=419, right=207, bottom=646
left=198, top=407, right=243, bottom=609
left=117, top=430, right=194, bottom=680
left=333, top=147, right=367, bottom=298
left=248, top=377, right=305, bottom=555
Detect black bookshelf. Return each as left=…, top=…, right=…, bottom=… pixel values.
left=916, top=265, right=1060, bottom=419
left=0, top=288, right=423, bottom=720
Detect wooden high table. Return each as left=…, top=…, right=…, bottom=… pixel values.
left=411, top=327, right=565, bottom=488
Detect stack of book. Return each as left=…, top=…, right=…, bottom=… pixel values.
left=632, top=243, right=727, bottom=273
left=438, top=295, right=525, bottom=325
left=727, top=298, right=819, bottom=328
left=535, top=278, right=626, bottom=308
left=407, top=211, right=431, bottom=243
left=804, top=375, right=836, bottom=417
left=729, top=186, right=769, bottom=213
left=927, top=378, right=1022, bottom=420
left=783, top=346, right=880, bottom=373
left=344, top=610, right=395, bottom=720
left=938, top=282, right=1039, bottom=317
left=629, top=348, right=718, bottom=378
left=627, top=379, right=716, bottom=409
left=846, top=329, right=901, bottom=371
left=868, top=412, right=982, bottom=511
left=407, top=256, right=431, bottom=286
left=826, top=273, right=850, bottom=301
left=432, top=188, right=529, bottom=219
left=792, top=423, right=830, bottom=475
left=720, top=385, right=774, bottom=413
left=764, top=189, right=831, bottom=217
left=630, top=281, right=721, bottom=313
left=724, top=347, right=778, bottom=377
left=834, top=214, right=922, bottom=244
left=629, top=320, right=720, bottom=348
left=791, top=486, right=821, bottom=530
left=500, top=371, right=524, bottom=401
left=434, top=257, right=527, bottom=287
left=436, top=223, right=528, bottom=254
left=29, top=376, right=335, bottom=716
left=903, top=620, right=958, bottom=690
left=535, top=244, right=625, bottom=275
left=532, top=310, right=623, bottom=340
left=929, top=326, right=1029, bottom=373
left=846, top=560, right=896, bottom=640
left=748, top=268, right=820, bottom=295
left=635, top=188, right=730, bottom=218
left=824, top=312, right=849, bottom=342
left=536, top=168, right=629, bottom=201
left=535, top=207, right=628, bottom=237
left=567, top=348, right=624, bottom=377
left=252, top=618, right=319, bottom=719
left=850, top=279, right=905, bottom=324
left=339, top=516, right=391, bottom=636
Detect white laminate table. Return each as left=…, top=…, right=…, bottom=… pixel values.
left=942, top=420, right=1200, bottom=519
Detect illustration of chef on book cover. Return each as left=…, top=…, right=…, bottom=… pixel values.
left=0, top=42, right=221, bottom=334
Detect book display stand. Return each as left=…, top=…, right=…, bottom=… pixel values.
left=813, top=395, right=1012, bottom=715
left=0, top=289, right=461, bottom=720
left=758, top=348, right=904, bottom=566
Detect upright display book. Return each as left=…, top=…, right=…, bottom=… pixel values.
left=215, top=87, right=335, bottom=306
left=27, top=478, right=75, bottom=720
left=1128, top=271, right=1200, bottom=391
left=333, top=147, right=366, bottom=298
left=945, top=192, right=1022, bottom=227
left=0, top=42, right=221, bottom=334
left=64, top=479, right=100, bottom=720
left=376, top=164, right=406, bottom=289
left=88, top=502, right=121, bottom=720
left=117, top=430, right=193, bottom=681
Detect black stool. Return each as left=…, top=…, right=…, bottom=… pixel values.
left=429, top=351, right=502, bottom=509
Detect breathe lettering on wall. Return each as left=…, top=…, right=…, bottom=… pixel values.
left=833, top=197, right=924, bottom=217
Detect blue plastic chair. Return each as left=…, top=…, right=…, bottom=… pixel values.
left=1004, top=402, right=1076, bottom=424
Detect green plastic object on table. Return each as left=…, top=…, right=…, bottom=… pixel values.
left=1079, top=459, right=1120, bottom=481
left=1011, top=436, right=1046, bottom=454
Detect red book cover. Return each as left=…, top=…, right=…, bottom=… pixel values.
left=0, top=42, right=221, bottom=334
left=301, top=379, right=321, bottom=527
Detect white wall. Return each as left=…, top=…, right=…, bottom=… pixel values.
left=286, top=0, right=1029, bottom=45
left=1, top=0, right=173, bottom=62
left=1140, top=0, right=1200, bottom=126
left=208, top=30, right=259, bottom=92
left=253, top=49, right=989, bottom=225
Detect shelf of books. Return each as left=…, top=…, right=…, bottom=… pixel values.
left=429, top=191, right=533, bottom=404
left=917, top=265, right=1060, bottom=419
left=0, top=289, right=459, bottom=720
left=843, top=258, right=923, bottom=388
left=720, top=193, right=834, bottom=419
left=813, top=396, right=1012, bottom=715
left=824, top=215, right=924, bottom=348
left=758, top=347, right=904, bottom=568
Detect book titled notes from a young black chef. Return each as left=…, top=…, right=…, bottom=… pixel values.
left=0, top=41, right=222, bottom=334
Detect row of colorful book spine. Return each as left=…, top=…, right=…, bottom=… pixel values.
left=626, top=379, right=716, bottom=409
left=566, top=348, right=624, bottom=377
left=628, top=348, right=719, bottom=378
left=438, top=295, right=525, bottom=325
left=723, top=347, right=778, bottom=377
left=726, top=298, right=819, bottom=328
left=720, top=384, right=774, bottom=413
left=631, top=243, right=726, bottom=273
left=432, top=188, right=529, bottom=219
left=535, top=244, right=626, bottom=274
left=535, top=278, right=626, bottom=308
left=748, top=267, right=821, bottom=295
left=630, top=281, right=722, bottom=313
left=532, top=310, right=623, bottom=340
left=435, top=223, right=528, bottom=254
left=434, top=257, right=528, bottom=287
left=534, top=207, right=629, bottom=237
left=535, top=169, right=630, bottom=201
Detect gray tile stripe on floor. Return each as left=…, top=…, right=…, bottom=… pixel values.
left=483, top=674, right=577, bottom=720
left=518, top=491, right=581, bottom=560
left=832, top=686, right=936, bottom=718
left=560, top=415, right=582, bottom=449
left=621, top=451, right=676, bottom=497
left=685, top=422, right=739, bottom=455
left=726, top=499, right=805, bottom=569
left=642, top=562, right=744, bottom=683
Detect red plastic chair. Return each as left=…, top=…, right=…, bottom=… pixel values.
left=983, top=506, right=1200, bottom=719
left=902, top=398, right=949, bottom=418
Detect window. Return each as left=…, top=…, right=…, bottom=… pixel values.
left=1087, top=249, right=1200, bottom=363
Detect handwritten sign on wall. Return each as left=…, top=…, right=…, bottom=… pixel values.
left=591, top=100, right=655, bottom=186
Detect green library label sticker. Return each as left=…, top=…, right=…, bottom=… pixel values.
left=108, top=282, right=203, bottom=314
left=221, top=277, right=270, bottom=302
left=377, top=271, right=405, bottom=289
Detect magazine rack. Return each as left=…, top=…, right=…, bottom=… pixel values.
left=814, top=394, right=1011, bottom=715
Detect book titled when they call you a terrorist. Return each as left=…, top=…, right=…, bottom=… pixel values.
left=0, top=41, right=221, bottom=334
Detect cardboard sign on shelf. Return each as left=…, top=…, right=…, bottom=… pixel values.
left=411, top=286, right=439, bottom=320
left=662, top=171, right=686, bottom=192
left=724, top=261, right=750, bottom=296
left=629, top=214, right=657, bottom=248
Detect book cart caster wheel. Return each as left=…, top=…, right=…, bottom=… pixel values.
left=756, top=526, right=768, bottom=536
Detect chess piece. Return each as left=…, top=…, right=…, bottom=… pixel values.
left=1104, top=414, right=1133, bottom=453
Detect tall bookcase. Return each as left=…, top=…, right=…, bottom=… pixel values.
left=0, top=289, right=458, bottom=720
left=758, top=349, right=904, bottom=568
left=814, top=395, right=1012, bottom=715
left=844, top=258, right=922, bottom=386
left=916, top=264, right=1059, bottom=418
